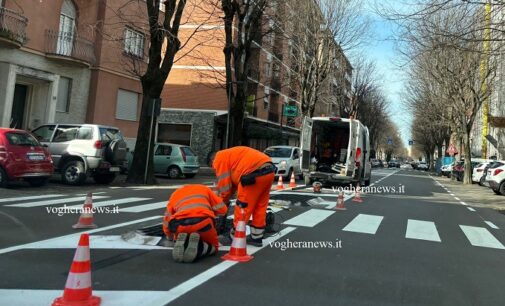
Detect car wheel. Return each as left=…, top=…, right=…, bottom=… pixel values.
left=284, top=168, right=293, bottom=181
left=62, top=160, right=86, bottom=185
left=26, top=177, right=48, bottom=187
left=499, top=181, right=505, bottom=196
left=93, top=173, right=117, bottom=185
left=479, top=177, right=485, bottom=186
left=185, top=173, right=197, bottom=179
left=0, top=167, right=8, bottom=188
left=167, top=166, right=182, bottom=179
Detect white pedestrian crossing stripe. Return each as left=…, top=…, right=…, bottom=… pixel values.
left=405, top=220, right=441, bottom=242
left=283, top=209, right=334, bottom=227
left=121, top=201, right=167, bottom=213
left=5, top=196, right=109, bottom=208
left=343, top=214, right=383, bottom=234
left=66, top=197, right=151, bottom=209
left=460, top=225, right=505, bottom=250
left=0, top=194, right=65, bottom=203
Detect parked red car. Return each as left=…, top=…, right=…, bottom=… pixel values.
left=0, top=128, right=54, bottom=187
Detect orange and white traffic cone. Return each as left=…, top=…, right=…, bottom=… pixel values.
left=222, top=208, right=253, bottom=262
left=334, top=191, right=346, bottom=210
left=52, top=233, right=101, bottom=306
left=353, top=184, right=363, bottom=203
left=73, top=193, right=97, bottom=229
left=276, top=175, right=284, bottom=190
left=288, top=172, right=297, bottom=188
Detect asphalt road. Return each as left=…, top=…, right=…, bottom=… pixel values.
left=1, top=169, right=505, bottom=305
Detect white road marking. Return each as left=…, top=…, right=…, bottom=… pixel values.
left=5, top=196, right=109, bottom=208
left=460, top=225, right=505, bottom=250
left=283, top=209, right=335, bottom=227
left=485, top=221, right=499, bottom=229
left=460, top=202, right=468, bottom=206
left=405, top=220, right=441, bottom=242
left=24, top=235, right=166, bottom=250
left=0, top=216, right=161, bottom=255
left=449, top=193, right=455, bottom=196
left=147, top=226, right=297, bottom=306
left=454, top=197, right=461, bottom=201
left=120, top=201, right=167, bottom=213
left=467, top=207, right=476, bottom=212
left=0, top=194, right=65, bottom=203
left=66, top=198, right=151, bottom=209
left=271, top=191, right=339, bottom=197
left=342, top=214, right=384, bottom=235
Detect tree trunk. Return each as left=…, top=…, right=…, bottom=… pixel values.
left=463, top=130, right=472, bottom=184
left=126, top=93, right=157, bottom=184
left=229, top=85, right=246, bottom=147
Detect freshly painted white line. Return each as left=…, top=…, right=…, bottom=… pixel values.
left=283, top=209, right=335, bottom=227
left=467, top=207, right=476, bottom=212
left=342, top=214, right=384, bottom=235
left=405, top=220, right=441, bottom=242
left=460, top=225, right=505, bottom=249
left=148, top=227, right=297, bottom=306
left=449, top=193, right=455, bottom=196
left=460, top=202, right=468, bottom=206
left=66, top=198, right=151, bottom=209
left=0, top=194, right=65, bottom=203
left=485, top=221, right=499, bottom=229
left=24, top=235, right=166, bottom=250
left=120, top=201, right=167, bottom=213
left=454, top=197, right=461, bottom=201
left=0, top=216, right=161, bottom=255
left=5, top=196, right=109, bottom=208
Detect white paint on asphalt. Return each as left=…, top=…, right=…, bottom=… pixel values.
left=5, top=196, right=109, bottom=208
left=0, top=216, right=161, bottom=255
left=342, top=214, right=384, bottom=235
left=460, top=202, right=468, bottom=206
left=23, top=235, right=167, bottom=250
left=120, top=201, right=167, bottom=213
left=270, top=191, right=339, bottom=197
left=148, top=226, right=297, bottom=306
left=0, top=194, right=65, bottom=203
left=485, top=221, right=499, bottom=229
left=405, top=220, right=441, bottom=242
left=66, top=197, right=151, bottom=209
left=283, top=209, right=335, bottom=227
left=454, top=197, right=461, bottom=201
left=467, top=207, right=476, bottom=212
left=460, top=225, right=505, bottom=249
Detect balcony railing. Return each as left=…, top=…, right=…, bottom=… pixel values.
left=0, top=7, right=28, bottom=47
left=45, top=30, right=95, bottom=66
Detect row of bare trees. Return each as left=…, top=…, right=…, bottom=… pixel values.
left=378, top=0, right=502, bottom=183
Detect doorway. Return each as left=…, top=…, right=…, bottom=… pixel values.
left=10, top=84, right=28, bottom=129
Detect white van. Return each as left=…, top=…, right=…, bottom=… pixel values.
left=300, top=116, right=372, bottom=187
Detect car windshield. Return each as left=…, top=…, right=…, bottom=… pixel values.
left=181, top=147, right=195, bottom=156
left=264, top=148, right=292, bottom=158
left=5, top=132, right=40, bottom=147
left=100, top=128, right=123, bottom=142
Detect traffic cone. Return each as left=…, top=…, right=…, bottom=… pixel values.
left=222, top=208, right=253, bottom=262
left=288, top=172, right=297, bottom=188
left=52, top=233, right=101, bottom=306
left=334, top=192, right=346, bottom=210
left=353, top=184, right=363, bottom=203
left=276, top=175, right=284, bottom=190
left=73, top=193, right=97, bottom=229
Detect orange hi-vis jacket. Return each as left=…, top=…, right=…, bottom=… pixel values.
left=162, top=184, right=227, bottom=237
left=212, top=146, right=272, bottom=203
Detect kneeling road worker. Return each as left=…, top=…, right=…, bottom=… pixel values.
left=162, top=184, right=227, bottom=263
left=210, top=146, right=275, bottom=246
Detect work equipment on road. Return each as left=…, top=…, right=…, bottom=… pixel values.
left=313, top=181, right=322, bottom=193
left=276, top=175, right=285, bottom=190
left=335, top=192, right=347, bottom=210
left=353, top=184, right=364, bottom=203
left=222, top=208, right=253, bottom=262
left=52, top=233, right=101, bottom=306
left=72, top=192, right=97, bottom=229
left=289, top=172, right=297, bottom=188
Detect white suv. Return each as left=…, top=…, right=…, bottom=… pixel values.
left=486, top=164, right=505, bottom=195
left=472, top=162, right=490, bottom=185
left=264, top=146, right=302, bottom=180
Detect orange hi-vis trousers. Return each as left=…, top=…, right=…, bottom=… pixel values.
left=169, top=217, right=219, bottom=249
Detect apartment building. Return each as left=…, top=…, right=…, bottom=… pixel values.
left=0, top=0, right=145, bottom=146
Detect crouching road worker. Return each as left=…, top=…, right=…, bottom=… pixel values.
left=210, top=146, right=275, bottom=247
left=162, top=184, right=227, bottom=263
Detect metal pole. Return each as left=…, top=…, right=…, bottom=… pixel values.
left=225, top=82, right=232, bottom=149
left=144, top=98, right=155, bottom=184
left=280, top=104, right=284, bottom=145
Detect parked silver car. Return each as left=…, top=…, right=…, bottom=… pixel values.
left=32, top=124, right=127, bottom=185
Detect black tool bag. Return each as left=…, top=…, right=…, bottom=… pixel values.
left=240, top=164, right=275, bottom=186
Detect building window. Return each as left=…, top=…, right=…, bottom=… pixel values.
left=157, top=124, right=192, bottom=146
left=57, top=0, right=76, bottom=56
left=115, top=89, right=139, bottom=121
left=264, top=62, right=271, bottom=78
left=124, top=28, right=145, bottom=58
left=56, top=77, right=72, bottom=113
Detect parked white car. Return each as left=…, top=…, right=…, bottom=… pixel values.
left=264, top=146, right=302, bottom=180
left=440, top=164, right=453, bottom=177
left=486, top=164, right=505, bottom=195
left=472, top=162, right=490, bottom=185
left=417, top=162, right=429, bottom=170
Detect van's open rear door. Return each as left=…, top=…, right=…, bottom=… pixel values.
left=346, top=119, right=358, bottom=176
left=300, top=116, right=313, bottom=172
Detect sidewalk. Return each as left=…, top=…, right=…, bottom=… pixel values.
left=432, top=174, right=505, bottom=211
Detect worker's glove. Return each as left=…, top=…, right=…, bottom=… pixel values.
left=236, top=199, right=248, bottom=209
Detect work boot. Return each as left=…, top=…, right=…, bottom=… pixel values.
left=218, top=230, right=234, bottom=246
left=246, top=235, right=263, bottom=247
left=196, top=241, right=217, bottom=260
left=172, top=233, right=188, bottom=263
left=183, top=233, right=200, bottom=263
